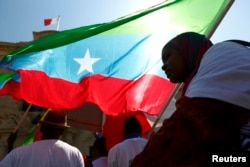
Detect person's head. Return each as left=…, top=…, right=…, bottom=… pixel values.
left=92, top=137, right=108, bottom=160
left=123, top=116, right=142, bottom=137
left=161, top=32, right=213, bottom=83
left=39, top=110, right=70, bottom=140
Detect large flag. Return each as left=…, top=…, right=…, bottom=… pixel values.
left=0, top=0, right=233, bottom=116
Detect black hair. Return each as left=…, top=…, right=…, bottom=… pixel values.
left=124, top=116, right=142, bottom=135
left=93, top=137, right=108, bottom=156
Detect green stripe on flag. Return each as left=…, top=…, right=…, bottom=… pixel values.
left=23, top=125, right=39, bottom=145
left=3, top=0, right=232, bottom=61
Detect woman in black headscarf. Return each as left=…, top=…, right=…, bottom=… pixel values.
left=130, top=32, right=250, bottom=167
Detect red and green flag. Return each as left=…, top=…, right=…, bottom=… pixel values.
left=23, top=110, right=49, bottom=145
left=0, top=0, right=233, bottom=116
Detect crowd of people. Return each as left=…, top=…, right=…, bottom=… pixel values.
left=1, top=31, right=250, bottom=167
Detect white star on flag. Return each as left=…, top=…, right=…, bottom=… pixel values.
left=74, top=49, right=101, bottom=74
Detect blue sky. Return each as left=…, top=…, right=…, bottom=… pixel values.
left=0, top=0, right=249, bottom=43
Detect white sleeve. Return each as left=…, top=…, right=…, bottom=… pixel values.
left=107, top=147, right=119, bottom=167
left=0, top=150, right=16, bottom=167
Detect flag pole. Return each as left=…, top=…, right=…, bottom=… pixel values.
left=207, top=0, right=234, bottom=38
left=13, top=103, right=32, bottom=133
left=147, top=83, right=182, bottom=138
left=56, top=16, right=61, bottom=31
left=7, top=103, right=32, bottom=152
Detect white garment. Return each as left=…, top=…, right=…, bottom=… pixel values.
left=186, top=41, right=250, bottom=109
left=0, top=139, right=84, bottom=167
left=108, top=137, right=148, bottom=167
left=92, top=156, right=107, bottom=167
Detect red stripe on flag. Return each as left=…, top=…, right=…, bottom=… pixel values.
left=0, top=83, right=9, bottom=95
left=4, top=80, right=21, bottom=99
left=6, top=70, right=175, bottom=116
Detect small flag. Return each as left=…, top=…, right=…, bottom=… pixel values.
left=44, top=17, right=59, bottom=26
left=23, top=110, right=49, bottom=145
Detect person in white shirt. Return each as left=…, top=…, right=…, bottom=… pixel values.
left=108, top=116, right=148, bottom=167
left=0, top=110, right=85, bottom=167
